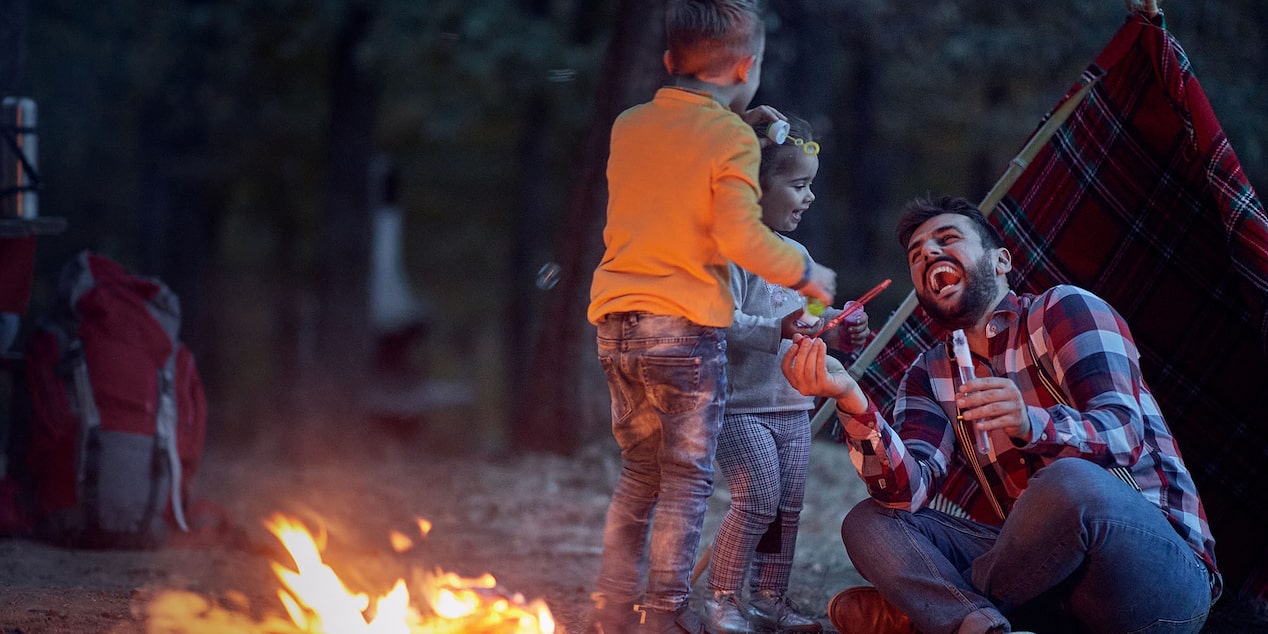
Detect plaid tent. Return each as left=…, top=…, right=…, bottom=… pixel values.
left=847, top=12, right=1268, bottom=599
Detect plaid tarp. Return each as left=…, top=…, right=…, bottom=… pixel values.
left=854, top=12, right=1268, bottom=597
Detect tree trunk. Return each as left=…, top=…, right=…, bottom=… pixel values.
left=0, top=0, right=25, bottom=96
left=512, top=0, right=668, bottom=454
left=836, top=27, right=886, bottom=284
left=506, top=1, right=553, bottom=410
left=310, top=0, right=376, bottom=444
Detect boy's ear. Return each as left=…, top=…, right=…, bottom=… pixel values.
left=662, top=50, right=675, bottom=75
left=735, top=54, right=756, bottom=83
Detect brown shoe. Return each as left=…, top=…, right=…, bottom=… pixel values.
left=591, top=593, right=640, bottom=634
left=826, top=587, right=916, bottom=634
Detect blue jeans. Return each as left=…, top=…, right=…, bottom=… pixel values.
left=593, top=312, right=728, bottom=612
left=842, top=458, right=1213, bottom=634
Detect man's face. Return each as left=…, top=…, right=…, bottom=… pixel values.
left=905, top=213, right=1004, bottom=330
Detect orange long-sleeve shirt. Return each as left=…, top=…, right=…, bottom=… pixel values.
left=588, top=87, right=807, bottom=327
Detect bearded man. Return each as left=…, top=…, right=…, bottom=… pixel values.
left=781, top=196, right=1220, bottom=634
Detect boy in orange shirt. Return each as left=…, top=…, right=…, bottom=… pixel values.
left=588, top=2, right=835, bottom=632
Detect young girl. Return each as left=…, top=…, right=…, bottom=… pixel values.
left=703, top=115, right=869, bottom=634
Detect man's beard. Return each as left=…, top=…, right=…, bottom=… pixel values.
left=919, top=254, right=998, bottom=331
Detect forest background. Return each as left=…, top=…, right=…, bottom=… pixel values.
left=2, top=0, right=1265, bottom=456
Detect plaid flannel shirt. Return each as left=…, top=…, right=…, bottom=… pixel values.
left=838, top=285, right=1219, bottom=590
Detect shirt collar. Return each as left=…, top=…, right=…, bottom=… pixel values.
left=658, top=85, right=718, bottom=105
left=984, top=291, right=1023, bottom=339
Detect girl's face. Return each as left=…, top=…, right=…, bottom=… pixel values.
left=758, top=150, right=819, bottom=232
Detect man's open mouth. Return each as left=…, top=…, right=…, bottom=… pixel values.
left=928, top=262, right=963, bottom=297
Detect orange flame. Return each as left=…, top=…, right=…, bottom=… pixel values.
left=146, top=514, right=556, bottom=634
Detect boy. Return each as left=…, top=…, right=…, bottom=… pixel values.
left=588, top=2, right=836, bottom=633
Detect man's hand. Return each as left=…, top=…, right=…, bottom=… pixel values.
left=781, top=334, right=867, bottom=413
left=956, top=377, right=1033, bottom=443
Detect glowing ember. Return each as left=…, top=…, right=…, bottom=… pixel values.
left=145, top=514, right=555, bottom=634
left=390, top=531, right=414, bottom=553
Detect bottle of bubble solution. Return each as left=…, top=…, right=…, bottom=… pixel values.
left=952, top=329, right=991, bottom=455
left=766, top=120, right=790, bottom=145
left=798, top=297, right=826, bottom=328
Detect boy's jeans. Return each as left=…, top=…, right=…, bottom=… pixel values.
left=594, top=312, right=727, bottom=612
left=843, top=458, right=1214, bottom=634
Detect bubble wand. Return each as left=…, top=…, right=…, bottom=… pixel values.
left=952, top=328, right=991, bottom=454
left=810, top=278, right=891, bottom=338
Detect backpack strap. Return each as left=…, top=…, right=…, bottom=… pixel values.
left=1024, top=305, right=1141, bottom=492
left=156, top=352, right=188, bottom=531
left=61, top=336, right=100, bottom=497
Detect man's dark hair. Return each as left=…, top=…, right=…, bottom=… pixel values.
left=895, top=196, right=1007, bottom=250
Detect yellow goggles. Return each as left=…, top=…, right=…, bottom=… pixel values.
left=788, top=136, right=820, bottom=155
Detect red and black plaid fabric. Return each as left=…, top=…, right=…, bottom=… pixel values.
left=856, top=12, right=1268, bottom=597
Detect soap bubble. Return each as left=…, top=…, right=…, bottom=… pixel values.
left=536, top=262, right=561, bottom=290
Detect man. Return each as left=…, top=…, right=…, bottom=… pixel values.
left=780, top=196, right=1220, bottom=634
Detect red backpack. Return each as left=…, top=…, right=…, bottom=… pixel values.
left=23, top=251, right=206, bottom=548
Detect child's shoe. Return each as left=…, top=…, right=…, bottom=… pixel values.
left=746, top=589, right=822, bottom=633
left=704, top=591, right=751, bottom=633
left=590, top=592, right=640, bottom=634
left=637, top=603, right=706, bottom=634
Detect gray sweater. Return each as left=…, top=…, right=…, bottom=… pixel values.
left=725, top=235, right=817, bottom=414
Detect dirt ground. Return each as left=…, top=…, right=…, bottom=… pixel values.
left=0, top=429, right=870, bottom=634
left=4, top=422, right=1263, bottom=634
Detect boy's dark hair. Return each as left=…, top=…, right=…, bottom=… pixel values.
left=665, top=0, right=763, bottom=78
left=756, top=114, right=814, bottom=189
left=896, top=196, right=1007, bottom=251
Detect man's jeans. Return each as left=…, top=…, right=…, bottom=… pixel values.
left=593, top=312, right=727, bottom=612
left=843, top=458, right=1213, bottom=634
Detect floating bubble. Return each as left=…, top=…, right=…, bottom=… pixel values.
left=536, top=262, right=561, bottom=290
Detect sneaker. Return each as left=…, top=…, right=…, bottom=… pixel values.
left=746, top=589, right=822, bottom=633
left=637, top=603, right=707, bottom=634
left=826, top=586, right=916, bottom=634
left=591, top=593, right=640, bottom=634
left=704, top=591, right=752, bottom=634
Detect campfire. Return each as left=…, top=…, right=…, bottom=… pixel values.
left=145, top=513, right=557, bottom=633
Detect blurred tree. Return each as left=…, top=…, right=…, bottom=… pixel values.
left=312, top=0, right=376, bottom=439
left=0, top=0, right=26, bottom=95
left=13, top=0, right=1265, bottom=453
left=513, top=0, right=668, bottom=453
left=504, top=0, right=553, bottom=423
